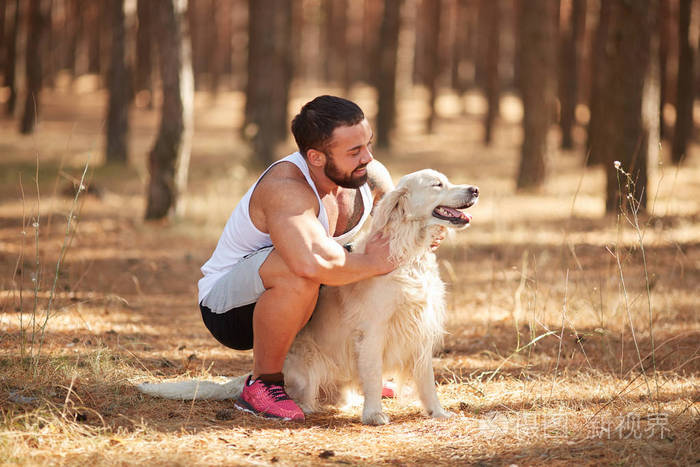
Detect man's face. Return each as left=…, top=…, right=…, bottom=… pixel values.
left=322, top=119, right=374, bottom=189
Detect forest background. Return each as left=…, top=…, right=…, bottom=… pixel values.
left=0, top=0, right=698, bottom=465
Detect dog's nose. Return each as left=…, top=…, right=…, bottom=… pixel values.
left=469, top=186, right=479, bottom=198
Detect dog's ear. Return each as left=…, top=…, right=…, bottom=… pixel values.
left=372, top=187, right=408, bottom=232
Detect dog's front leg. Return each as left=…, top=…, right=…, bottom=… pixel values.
left=413, top=358, right=453, bottom=419
left=355, top=329, right=389, bottom=425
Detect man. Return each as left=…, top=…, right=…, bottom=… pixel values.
left=198, top=96, right=440, bottom=421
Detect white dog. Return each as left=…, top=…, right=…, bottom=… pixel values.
left=138, top=169, right=478, bottom=425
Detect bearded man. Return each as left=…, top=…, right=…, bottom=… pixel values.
left=198, top=95, right=441, bottom=421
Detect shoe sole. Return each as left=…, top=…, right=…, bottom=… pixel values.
left=234, top=399, right=304, bottom=422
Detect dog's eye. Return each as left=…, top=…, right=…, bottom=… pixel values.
left=432, top=182, right=443, bottom=188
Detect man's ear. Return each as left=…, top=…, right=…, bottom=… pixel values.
left=306, top=148, right=326, bottom=168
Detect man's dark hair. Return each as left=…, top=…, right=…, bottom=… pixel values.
left=291, top=95, right=365, bottom=158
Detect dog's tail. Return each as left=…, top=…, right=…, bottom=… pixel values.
left=136, top=374, right=249, bottom=400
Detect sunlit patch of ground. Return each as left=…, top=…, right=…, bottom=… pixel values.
left=1, top=86, right=698, bottom=465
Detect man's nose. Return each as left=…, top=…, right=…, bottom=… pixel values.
left=361, top=147, right=373, bottom=164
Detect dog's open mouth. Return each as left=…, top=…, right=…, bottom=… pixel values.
left=432, top=206, right=472, bottom=225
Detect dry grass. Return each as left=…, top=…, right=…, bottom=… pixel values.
left=1, top=85, right=699, bottom=466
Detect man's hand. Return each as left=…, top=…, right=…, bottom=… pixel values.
left=430, top=225, right=447, bottom=252
left=364, top=232, right=396, bottom=275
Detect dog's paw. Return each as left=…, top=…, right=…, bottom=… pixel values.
left=299, top=402, right=316, bottom=415
left=362, top=410, right=390, bottom=425
left=429, top=408, right=455, bottom=419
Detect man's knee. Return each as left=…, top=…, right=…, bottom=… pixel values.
left=260, top=250, right=320, bottom=298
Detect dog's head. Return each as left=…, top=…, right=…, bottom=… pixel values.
left=371, top=169, right=479, bottom=260
left=374, top=169, right=478, bottom=230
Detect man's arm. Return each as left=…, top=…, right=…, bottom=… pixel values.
left=260, top=177, right=394, bottom=286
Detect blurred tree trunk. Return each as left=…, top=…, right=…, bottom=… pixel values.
left=211, top=0, right=232, bottom=95
left=20, top=0, right=50, bottom=134
left=363, top=0, right=383, bottom=86
left=4, top=0, right=19, bottom=115
left=43, top=0, right=55, bottom=88
left=65, top=0, right=83, bottom=76
left=135, top=0, right=154, bottom=105
left=375, top=0, right=402, bottom=149
left=87, top=2, right=101, bottom=74
left=231, top=0, right=248, bottom=91
left=188, top=0, right=215, bottom=91
left=421, top=0, right=441, bottom=133
left=245, top=0, right=292, bottom=167
left=474, top=0, right=490, bottom=91
left=658, top=0, right=670, bottom=140
left=516, top=0, right=557, bottom=189
left=321, top=0, right=349, bottom=89
left=290, top=0, right=304, bottom=82
left=412, top=0, right=428, bottom=87
left=450, top=0, right=472, bottom=94
left=671, top=0, right=694, bottom=164
left=203, top=0, right=217, bottom=92
left=482, top=0, right=501, bottom=145
left=602, top=0, right=653, bottom=214
left=106, top=0, right=129, bottom=164
left=586, top=0, right=611, bottom=166
left=145, top=0, right=194, bottom=220
left=0, top=1, right=6, bottom=73
left=559, top=0, right=587, bottom=150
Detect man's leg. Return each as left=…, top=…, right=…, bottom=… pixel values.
left=253, top=250, right=320, bottom=378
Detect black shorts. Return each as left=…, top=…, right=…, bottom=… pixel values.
left=200, top=302, right=255, bottom=351
left=199, top=244, right=351, bottom=351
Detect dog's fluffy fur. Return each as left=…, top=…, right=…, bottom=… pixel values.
left=137, top=169, right=478, bottom=425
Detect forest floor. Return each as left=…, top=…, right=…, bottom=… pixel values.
left=0, top=83, right=699, bottom=466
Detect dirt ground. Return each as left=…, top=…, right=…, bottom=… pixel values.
left=1, top=84, right=699, bottom=466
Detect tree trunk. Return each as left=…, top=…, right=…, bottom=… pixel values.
left=671, top=0, right=694, bottom=164
left=42, top=0, right=55, bottom=88
left=516, top=0, right=557, bottom=189
left=106, top=0, right=129, bottom=164
left=474, top=0, right=491, bottom=91
left=482, top=0, right=501, bottom=145
left=449, top=0, right=471, bottom=94
left=321, top=0, right=349, bottom=89
left=4, top=0, right=19, bottom=115
left=187, top=0, right=200, bottom=90
left=87, top=2, right=101, bottom=73
left=658, top=0, right=670, bottom=140
left=422, top=0, right=441, bottom=134
left=602, top=0, right=653, bottom=214
left=245, top=0, right=292, bottom=167
left=20, top=0, right=50, bottom=134
left=559, top=0, right=587, bottom=150
left=230, top=0, right=247, bottom=91
left=145, top=0, right=194, bottom=220
left=586, top=0, right=612, bottom=166
left=211, top=0, right=232, bottom=95
left=363, top=0, right=383, bottom=86
left=135, top=0, right=154, bottom=102
left=0, top=0, right=6, bottom=73
left=375, top=0, right=402, bottom=149
left=65, top=0, right=84, bottom=76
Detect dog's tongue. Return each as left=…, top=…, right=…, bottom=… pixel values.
left=439, top=206, right=471, bottom=222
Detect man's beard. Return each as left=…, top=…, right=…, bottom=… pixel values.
left=324, top=155, right=368, bottom=189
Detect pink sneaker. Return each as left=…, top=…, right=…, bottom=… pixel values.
left=234, top=376, right=304, bottom=421
left=382, top=381, right=397, bottom=399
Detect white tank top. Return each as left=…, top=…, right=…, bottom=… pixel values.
left=198, top=152, right=373, bottom=302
